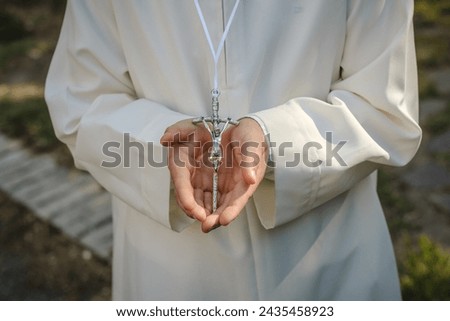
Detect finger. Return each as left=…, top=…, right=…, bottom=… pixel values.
left=160, top=119, right=197, bottom=145
left=174, top=189, right=194, bottom=219
left=177, top=184, right=207, bottom=222
left=174, top=180, right=203, bottom=220
left=204, top=191, right=213, bottom=214
left=220, top=202, right=247, bottom=226
left=194, top=188, right=205, bottom=210
left=201, top=214, right=221, bottom=233
left=161, top=119, right=215, bottom=147
left=170, top=164, right=207, bottom=222
left=218, top=186, right=253, bottom=226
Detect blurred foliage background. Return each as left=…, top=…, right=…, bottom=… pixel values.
left=0, top=0, right=449, bottom=300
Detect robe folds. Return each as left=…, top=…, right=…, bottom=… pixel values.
left=45, top=0, right=421, bottom=300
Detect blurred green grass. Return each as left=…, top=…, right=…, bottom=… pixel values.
left=0, top=0, right=68, bottom=161
left=415, top=0, right=450, bottom=98
left=0, top=97, right=58, bottom=152
left=400, top=236, right=450, bottom=300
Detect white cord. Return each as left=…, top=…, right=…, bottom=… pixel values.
left=194, top=0, right=241, bottom=91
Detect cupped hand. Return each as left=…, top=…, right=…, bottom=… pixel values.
left=200, top=118, right=268, bottom=232
left=161, top=118, right=268, bottom=233
left=160, top=119, right=214, bottom=222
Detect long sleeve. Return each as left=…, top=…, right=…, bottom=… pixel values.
left=45, top=0, right=192, bottom=231
left=252, top=0, right=422, bottom=228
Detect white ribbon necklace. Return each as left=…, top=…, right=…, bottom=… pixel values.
left=194, top=0, right=241, bottom=92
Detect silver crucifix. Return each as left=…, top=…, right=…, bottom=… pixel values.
left=193, top=90, right=239, bottom=213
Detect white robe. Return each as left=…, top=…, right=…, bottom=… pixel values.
left=45, top=0, right=421, bottom=300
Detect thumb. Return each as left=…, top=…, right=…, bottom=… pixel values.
left=160, top=132, right=182, bottom=146
left=160, top=120, right=198, bottom=146
left=243, top=167, right=257, bottom=185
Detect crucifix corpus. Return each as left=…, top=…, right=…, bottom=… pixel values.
left=192, top=90, right=239, bottom=213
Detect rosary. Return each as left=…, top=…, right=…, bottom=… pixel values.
left=193, top=0, right=241, bottom=212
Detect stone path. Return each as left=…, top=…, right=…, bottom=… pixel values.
left=0, top=133, right=112, bottom=259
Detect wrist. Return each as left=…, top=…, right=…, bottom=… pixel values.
left=239, top=115, right=273, bottom=166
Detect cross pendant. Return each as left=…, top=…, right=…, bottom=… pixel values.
left=192, top=90, right=239, bottom=213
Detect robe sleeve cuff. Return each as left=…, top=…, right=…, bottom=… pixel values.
left=239, top=114, right=275, bottom=179
left=74, top=97, right=195, bottom=233
left=248, top=104, right=321, bottom=229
